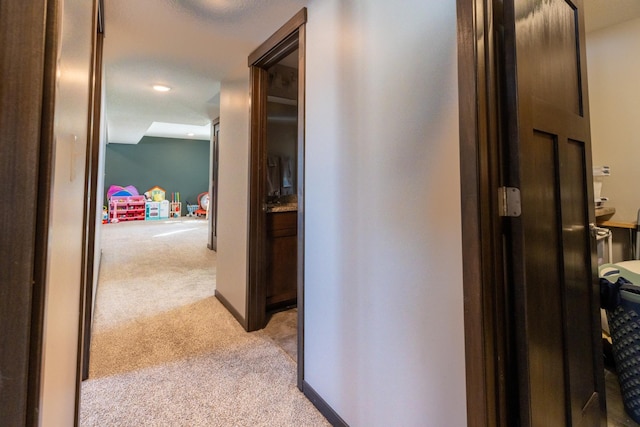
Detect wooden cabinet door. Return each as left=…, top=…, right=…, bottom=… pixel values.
left=266, top=212, right=297, bottom=309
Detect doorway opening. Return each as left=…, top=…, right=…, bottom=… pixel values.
left=259, top=48, right=301, bottom=361
left=583, top=2, right=640, bottom=425
left=81, top=8, right=310, bottom=423
left=246, top=8, right=306, bottom=388
left=82, top=136, right=218, bottom=399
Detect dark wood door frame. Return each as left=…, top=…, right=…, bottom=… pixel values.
left=295, top=22, right=306, bottom=392
left=1, top=1, right=61, bottom=425
left=246, top=8, right=307, bottom=388
left=79, top=0, right=105, bottom=385
left=457, top=1, right=516, bottom=426
left=208, top=118, right=220, bottom=251
left=247, top=63, right=269, bottom=332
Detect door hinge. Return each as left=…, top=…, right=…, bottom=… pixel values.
left=499, top=187, right=521, bottom=217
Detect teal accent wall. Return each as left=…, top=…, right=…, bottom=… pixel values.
left=105, top=136, right=209, bottom=215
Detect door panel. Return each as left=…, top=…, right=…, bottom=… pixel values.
left=560, top=139, right=598, bottom=424
left=528, top=0, right=582, bottom=115
left=520, top=131, right=567, bottom=425
left=505, top=0, right=603, bottom=425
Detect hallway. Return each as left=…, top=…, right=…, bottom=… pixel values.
left=80, top=219, right=328, bottom=426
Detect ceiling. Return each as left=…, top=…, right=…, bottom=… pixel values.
left=104, top=0, right=640, bottom=145
left=104, top=0, right=307, bottom=144
left=584, top=0, right=640, bottom=33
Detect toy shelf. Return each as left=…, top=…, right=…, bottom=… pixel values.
left=170, top=202, right=182, bottom=218
left=109, top=195, right=146, bottom=222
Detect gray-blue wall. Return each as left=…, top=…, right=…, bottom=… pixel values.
left=105, top=136, right=209, bottom=214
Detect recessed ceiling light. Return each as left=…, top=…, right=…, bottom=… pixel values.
left=187, top=133, right=195, bottom=137
left=153, top=84, right=171, bottom=92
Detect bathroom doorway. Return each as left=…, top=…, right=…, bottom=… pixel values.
left=246, top=9, right=306, bottom=388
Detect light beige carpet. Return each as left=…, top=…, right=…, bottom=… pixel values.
left=80, top=219, right=329, bottom=426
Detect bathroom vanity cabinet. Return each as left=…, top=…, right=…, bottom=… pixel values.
left=266, top=210, right=297, bottom=310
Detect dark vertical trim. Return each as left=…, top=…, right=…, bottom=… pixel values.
left=97, top=0, right=105, bottom=35
left=0, top=0, right=58, bottom=424
left=457, top=0, right=489, bottom=425
left=208, top=117, right=220, bottom=251
left=81, top=29, right=104, bottom=380
left=296, top=22, right=306, bottom=391
left=28, top=0, right=61, bottom=425
left=78, top=0, right=103, bottom=391
left=490, top=4, right=517, bottom=423
left=500, top=2, right=531, bottom=421
left=246, top=65, right=269, bottom=332
left=458, top=0, right=510, bottom=426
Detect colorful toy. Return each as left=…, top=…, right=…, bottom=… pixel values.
left=147, top=186, right=166, bottom=202
left=195, top=192, right=209, bottom=216
left=106, top=185, right=139, bottom=200
left=170, top=192, right=181, bottom=217
left=186, top=204, right=198, bottom=217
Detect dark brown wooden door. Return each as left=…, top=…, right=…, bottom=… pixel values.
left=503, top=0, right=604, bottom=425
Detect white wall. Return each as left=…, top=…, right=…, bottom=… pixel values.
left=210, top=3, right=466, bottom=424
left=40, top=0, right=95, bottom=424
left=217, top=77, right=251, bottom=319
left=303, top=1, right=466, bottom=425
left=587, top=17, right=640, bottom=222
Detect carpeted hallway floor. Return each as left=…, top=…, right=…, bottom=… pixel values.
left=80, top=219, right=329, bottom=426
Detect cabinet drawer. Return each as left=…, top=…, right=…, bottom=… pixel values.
left=267, top=211, right=297, bottom=236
